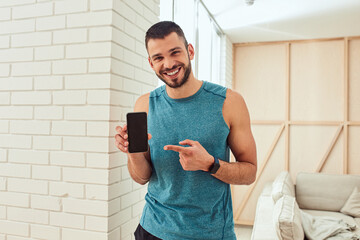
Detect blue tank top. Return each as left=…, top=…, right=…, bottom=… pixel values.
left=140, top=81, right=236, bottom=240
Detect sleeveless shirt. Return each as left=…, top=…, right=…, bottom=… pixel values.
left=140, top=81, right=236, bottom=240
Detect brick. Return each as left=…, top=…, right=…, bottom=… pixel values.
left=13, top=2, right=52, bottom=19
left=8, top=207, right=48, bottom=224
left=0, top=77, right=32, bottom=91
left=36, top=15, right=66, bottom=31
left=53, top=29, right=87, bottom=44
left=8, top=178, right=48, bottom=194
left=0, top=19, right=34, bottom=35
left=112, top=11, right=125, bottom=30
left=49, top=182, right=84, bottom=198
left=0, top=120, right=9, bottom=133
left=109, top=168, right=121, bottom=184
left=86, top=184, right=108, bottom=200
left=110, top=91, right=135, bottom=107
left=62, top=228, right=107, bottom=240
left=121, top=217, right=138, bottom=238
left=122, top=79, right=142, bottom=94
left=143, top=6, right=158, bottom=23
left=136, top=40, right=148, bottom=58
left=0, top=163, right=30, bottom=178
left=9, top=149, right=48, bottom=165
left=90, top=0, right=113, bottom=11
left=113, top=28, right=135, bottom=51
left=65, top=74, right=111, bottom=89
left=31, top=195, right=61, bottom=211
left=123, top=48, right=143, bottom=67
left=108, top=228, right=121, bottom=240
left=0, top=48, right=33, bottom=63
left=12, top=62, right=51, bottom=76
left=62, top=167, right=108, bottom=184
left=31, top=224, right=60, bottom=240
left=64, top=106, right=110, bottom=120
left=134, top=68, right=155, bottom=84
left=35, top=45, right=64, bottom=60
left=0, top=220, right=29, bottom=236
left=121, top=190, right=140, bottom=209
left=0, top=8, right=10, bottom=21
left=55, top=0, right=87, bottom=14
left=34, top=76, right=63, bottom=90
left=121, top=165, right=131, bottom=180
left=89, top=58, right=111, bottom=73
left=87, top=90, right=110, bottom=105
left=50, top=151, right=85, bottom=167
left=0, top=106, right=32, bottom=120
left=123, top=0, right=143, bottom=16
left=10, top=120, right=51, bottom=134
left=50, top=212, right=84, bottom=229
left=53, top=90, right=86, bottom=105
left=89, top=26, right=112, bottom=42
left=0, top=64, right=9, bottom=77
left=51, top=121, right=86, bottom=136
left=0, top=177, right=6, bottom=190
left=11, top=91, right=51, bottom=105
left=118, top=179, right=132, bottom=196
left=34, top=106, right=63, bottom=120
left=63, top=198, right=108, bottom=216
left=85, top=216, right=108, bottom=232
left=86, top=153, right=110, bottom=169
left=0, top=206, right=5, bottom=218
left=0, top=134, right=32, bottom=149
left=0, top=93, right=10, bottom=105
left=32, top=165, right=61, bottom=180
left=109, top=106, right=123, bottom=121
left=86, top=121, right=110, bottom=137
left=111, top=42, right=124, bottom=60
left=110, top=74, right=123, bottom=91
left=112, top=59, right=134, bottom=78
left=135, top=14, right=152, bottom=32
left=0, top=36, right=9, bottom=49
left=11, top=32, right=51, bottom=47
left=0, top=0, right=35, bottom=7
left=113, top=1, right=136, bottom=23
left=132, top=200, right=145, bottom=217
left=108, top=198, right=120, bottom=216
left=63, top=136, right=108, bottom=152
left=67, top=11, right=112, bottom=28
left=33, top=136, right=62, bottom=150
left=66, top=42, right=111, bottom=59
left=124, top=20, right=144, bottom=42
left=0, top=191, right=29, bottom=207
left=52, top=59, right=87, bottom=74
left=108, top=208, right=131, bottom=232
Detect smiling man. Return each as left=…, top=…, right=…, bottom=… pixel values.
left=114, top=21, right=257, bottom=240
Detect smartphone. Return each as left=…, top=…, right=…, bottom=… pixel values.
left=126, top=112, right=148, bottom=153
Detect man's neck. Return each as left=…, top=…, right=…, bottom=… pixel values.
left=165, top=75, right=202, bottom=99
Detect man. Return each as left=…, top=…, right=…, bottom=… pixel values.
left=115, top=21, right=257, bottom=240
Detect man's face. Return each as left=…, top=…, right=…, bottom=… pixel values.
left=147, top=32, right=194, bottom=88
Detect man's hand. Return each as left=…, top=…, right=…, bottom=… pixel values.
left=115, top=125, right=152, bottom=154
left=164, top=139, right=214, bottom=172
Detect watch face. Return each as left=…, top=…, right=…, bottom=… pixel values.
left=210, top=160, right=220, bottom=174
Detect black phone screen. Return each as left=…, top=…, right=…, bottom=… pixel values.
left=126, top=112, right=148, bottom=153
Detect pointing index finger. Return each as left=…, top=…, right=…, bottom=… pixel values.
left=164, top=145, right=188, bottom=153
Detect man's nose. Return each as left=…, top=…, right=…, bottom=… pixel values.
left=163, top=58, right=176, bottom=70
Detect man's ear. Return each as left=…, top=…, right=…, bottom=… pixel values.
left=187, top=43, right=195, bottom=60
left=148, top=57, right=154, bottom=69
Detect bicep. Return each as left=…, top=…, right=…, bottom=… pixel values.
left=226, top=92, right=257, bottom=166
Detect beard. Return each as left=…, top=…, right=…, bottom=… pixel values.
left=156, top=61, right=192, bottom=89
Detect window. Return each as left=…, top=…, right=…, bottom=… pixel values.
left=160, top=0, right=224, bottom=85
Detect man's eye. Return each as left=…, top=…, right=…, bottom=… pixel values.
left=154, top=57, right=163, bottom=61
left=172, top=51, right=180, bottom=55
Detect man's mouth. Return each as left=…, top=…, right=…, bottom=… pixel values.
left=163, top=67, right=181, bottom=78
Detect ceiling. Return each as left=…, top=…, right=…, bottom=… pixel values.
left=202, top=0, right=360, bottom=43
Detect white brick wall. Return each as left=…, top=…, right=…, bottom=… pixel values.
left=0, top=1, right=159, bottom=240
left=221, top=35, right=233, bottom=88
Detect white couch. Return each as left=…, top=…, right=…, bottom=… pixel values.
left=251, top=172, right=360, bottom=240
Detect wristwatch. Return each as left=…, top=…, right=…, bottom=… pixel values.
left=209, top=156, right=220, bottom=174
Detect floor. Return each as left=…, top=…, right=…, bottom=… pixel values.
left=234, top=225, right=253, bottom=240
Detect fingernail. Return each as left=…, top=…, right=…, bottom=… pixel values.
left=124, top=134, right=128, bottom=139
left=164, top=146, right=167, bottom=150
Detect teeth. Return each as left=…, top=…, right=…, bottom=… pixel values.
left=166, top=68, right=179, bottom=76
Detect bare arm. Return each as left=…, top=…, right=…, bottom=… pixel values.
left=212, top=89, right=257, bottom=185
left=115, top=93, right=152, bottom=185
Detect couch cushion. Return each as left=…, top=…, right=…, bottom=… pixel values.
left=341, top=187, right=360, bottom=218
left=251, top=195, right=277, bottom=240
left=295, top=172, right=360, bottom=211
left=302, top=209, right=360, bottom=235
left=273, top=195, right=304, bottom=240
left=271, top=171, right=295, bottom=203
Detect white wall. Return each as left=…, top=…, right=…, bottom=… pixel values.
left=0, top=0, right=159, bottom=239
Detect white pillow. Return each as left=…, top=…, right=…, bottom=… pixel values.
left=340, top=187, right=360, bottom=218
left=273, top=195, right=304, bottom=240
left=272, top=171, right=295, bottom=203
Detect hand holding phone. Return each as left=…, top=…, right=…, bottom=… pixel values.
left=126, top=112, right=148, bottom=153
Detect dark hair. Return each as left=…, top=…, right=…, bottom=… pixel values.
left=145, top=21, right=188, bottom=50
